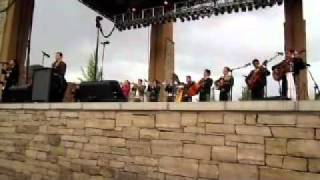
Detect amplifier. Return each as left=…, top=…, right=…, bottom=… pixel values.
left=79, top=80, right=126, bottom=102
left=4, top=85, right=32, bottom=102
left=263, top=96, right=291, bottom=101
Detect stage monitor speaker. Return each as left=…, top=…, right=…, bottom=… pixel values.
left=79, top=80, right=126, bottom=102
left=4, top=85, right=32, bottom=102
left=263, top=96, right=291, bottom=101
left=32, top=68, right=52, bottom=102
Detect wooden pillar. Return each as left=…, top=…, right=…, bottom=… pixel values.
left=149, top=23, right=174, bottom=101
left=284, top=0, right=308, bottom=100
left=0, top=0, right=34, bottom=84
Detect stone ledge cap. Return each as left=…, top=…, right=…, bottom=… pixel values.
left=0, top=101, right=318, bottom=112
left=225, top=101, right=297, bottom=111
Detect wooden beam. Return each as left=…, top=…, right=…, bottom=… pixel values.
left=284, top=0, right=308, bottom=100
left=149, top=23, right=174, bottom=101
left=0, top=0, right=34, bottom=84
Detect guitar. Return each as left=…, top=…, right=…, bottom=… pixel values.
left=272, top=49, right=306, bottom=81
left=246, top=60, right=268, bottom=90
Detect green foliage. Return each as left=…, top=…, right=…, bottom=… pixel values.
left=78, top=53, right=102, bottom=82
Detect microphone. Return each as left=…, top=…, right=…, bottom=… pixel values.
left=101, top=41, right=110, bottom=45
left=96, top=16, right=103, bottom=28
left=41, top=51, right=50, bottom=58
left=277, top=52, right=284, bottom=56
left=96, top=16, right=103, bottom=22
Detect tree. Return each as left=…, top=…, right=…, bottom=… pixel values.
left=78, top=53, right=102, bottom=82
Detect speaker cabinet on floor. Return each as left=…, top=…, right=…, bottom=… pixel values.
left=79, top=80, right=126, bottom=102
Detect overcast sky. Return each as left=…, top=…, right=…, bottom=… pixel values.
left=30, top=0, right=320, bottom=100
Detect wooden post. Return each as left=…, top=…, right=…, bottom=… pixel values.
left=149, top=23, right=174, bottom=101
left=284, top=0, right=308, bottom=100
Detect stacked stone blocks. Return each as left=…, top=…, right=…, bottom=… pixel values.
left=0, top=106, right=319, bottom=180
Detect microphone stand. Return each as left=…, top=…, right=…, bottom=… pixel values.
left=94, top=17, right=102, bottom=82
left=263, top=52, right=283, bottom=97
left=94, top=16, right=115, bottom=82
left=100, top=41, right=110, bottom=81
left=26, top=40, right=31, bottom=84
left=230, top=63, right=251, bottom=101
left=307, top=67, right=320, bottom=100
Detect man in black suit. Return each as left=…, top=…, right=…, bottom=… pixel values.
left=1, top=59, right=19, bottom=102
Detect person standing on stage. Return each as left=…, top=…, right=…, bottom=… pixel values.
left=183, top=75, right=195, bottom=102
left=53, top=52, right=67, bottom=77
left=52, top=52, right=67, bottom=102
left=132, top=79, right=146, bottom=102
left=1, top=59, right=19, bottom=102
left=165, top=80, right=176, bottom=102
left=121, top=80, right=131, bottom=101
left=288, top=49, right=307, bottom=100
left=199, top=69, right=213, bottom=102
left=246, top=59, right=270, bottom=100
left=216, top=67, right=233, bottom=101
left=147, top=80, right=161, bottom=102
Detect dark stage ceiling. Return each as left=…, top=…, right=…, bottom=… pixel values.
left=79, top=0, right=186, bottom=20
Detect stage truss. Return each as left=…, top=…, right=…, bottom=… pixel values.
left=100, top=0, right=284, bottom=31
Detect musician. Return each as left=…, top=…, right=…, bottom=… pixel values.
left=121, top=80, right=131, bottom=100
left=165, top=80, right=176, bottom=102
left=246, top=59, right=270, bottom=100
left=1, top=59, right=19, bottom=102
left=216, top=67, right=233, bottom=101
left=199, top=69, right=213, bottom=102
left=51, top=52, right=67, bottom=102
left=288, top=49, right=308, bottom=100
left=132, top=79, right=146, bottom=102
left=147, top=80, right=161, bottom=102
left=183, top=75, right=195, bottom=102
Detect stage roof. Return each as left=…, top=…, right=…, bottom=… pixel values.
left=79, top=0, right=283, bottom=31
left=79, top=0, right=185, bottom=21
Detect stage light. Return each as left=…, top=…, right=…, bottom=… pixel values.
left=276, top=0, right=283, bottom=5
left=248, top=4, right=253, bottom=11
left=227, top=6, right=233, bottom=14
left=261, top=0, right=268, bottom=8
left=233, top=5, right=239, bottom=13
left=164, top=1, right=168, bottom=5
left=191, top=15, right=199, bottom=20
left=269, top=0, right=276, bottom=6
left=214, top=10, right=219, bottom=16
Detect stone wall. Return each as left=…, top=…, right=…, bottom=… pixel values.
left=0, top=101, right=319, bottom=180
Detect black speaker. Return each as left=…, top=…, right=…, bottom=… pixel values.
left=32, top=68, right=52, bottom=102
left=79, top=80, right=126, bottom=102
left=263, top=96, right=291, bottom=101
left=4, top=85, right=32, bottom=102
